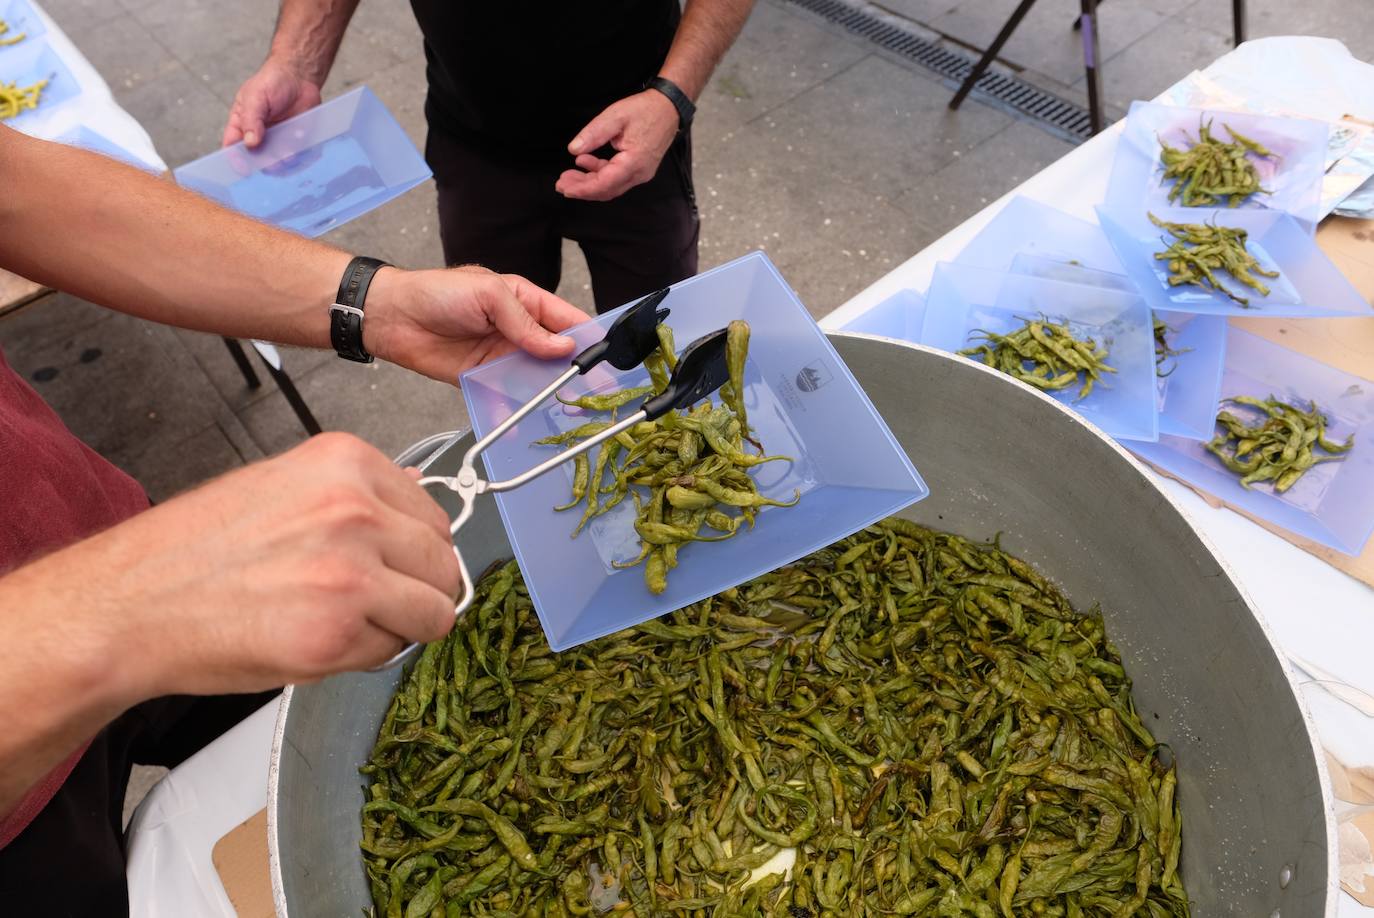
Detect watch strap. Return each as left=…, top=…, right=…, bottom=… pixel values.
left=330, top=256, right=389, bottom=364
left=645, top=76, right=695, bottom=131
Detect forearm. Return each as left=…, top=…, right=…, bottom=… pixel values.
left=0, top=542, right=146, bottom=816
left=268, top=0, right=360, bottom=85
left=0, top=127, right=352, bottom=348
left=659, top=0, right=757, bottom=101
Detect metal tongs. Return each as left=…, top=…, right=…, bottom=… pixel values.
left=378, top=289, right=733, bottom=669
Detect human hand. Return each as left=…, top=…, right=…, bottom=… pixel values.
left=363, top=265, right=588, bottom=383
left=222, top=57, right=322, bottom=149
left=555, top=90, right=681, bottom=202
left=6, top=433, right=465, bottom=700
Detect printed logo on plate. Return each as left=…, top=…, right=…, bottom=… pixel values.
left=796, top=362, right=832, bottom=392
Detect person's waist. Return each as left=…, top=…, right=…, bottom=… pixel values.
left=422, top=93, right=605, bottom=165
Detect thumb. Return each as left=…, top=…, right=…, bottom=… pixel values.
left=237, top=89, right=272, bottom=149
left=487, top=279, right=576, bottom=359
left=568, top=105, right=627, bottom=156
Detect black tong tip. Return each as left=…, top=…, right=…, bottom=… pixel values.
left=642, top=328, right=731, bottom=421
left=572, top=288, right=671, bottom=374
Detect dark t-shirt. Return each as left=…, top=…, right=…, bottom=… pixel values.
left=408, top=1, right=681, bottom=162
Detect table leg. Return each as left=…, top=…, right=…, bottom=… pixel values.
left=949, top=0, right=1040, bottom=111
left=257, top=355, right=323, bottom=436
left=222, top=337, right=262, bottom=389
left=1232, top=0, right=1246, bottom=46
left=1079, top=0, right=1105, bottom=135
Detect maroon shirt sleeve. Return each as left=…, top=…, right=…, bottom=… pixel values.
left=0, top=344, right=150, bottom=847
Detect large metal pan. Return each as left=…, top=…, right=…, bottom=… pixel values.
left=269, top=334, right=1336, bottom=916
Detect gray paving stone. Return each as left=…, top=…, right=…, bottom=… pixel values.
left=556, top=240, right=599, bottom=317
left=168, top=329, right=334, bottom=412
left=877, top=0, right=962, bottom=25
left=756, top=54, right=1012, bottom=198
left=130, top=0, right=278, bottom=68
left=0, top=292, right=113, bottom=354
left=64, top=11, right=180, bottom=96
left=694, top=119, right=940, bottom=318
left=341, top=0, right=426, bottom=68
left=182, top=35, right=277, bottom=111
left=1076, top=17, right=1232, bottom=111
left=123, top=420, right=255, bottom=503
left=1180, top=0, right=1310, bottom=43
left=343, top=52, right=432, bottom=151
left=928, top=0, right=1167, bottom=87
left=895, top=118, right=1074, bottom=228
left=36, top=0, right=123, bottom=31
left=0, top=313, right=247, bottom=473
left=698, top=0, right=870, bottom=139
left=237, top=355, right=473, bottom=460
left=119, top=62, right=232, bottom=168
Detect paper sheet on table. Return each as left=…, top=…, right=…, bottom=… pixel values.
left=124, top=701, right=278, bottom=918
left=1161, top=37, right=1374, bottom=219
left=3, top=1, right=166, bottom=172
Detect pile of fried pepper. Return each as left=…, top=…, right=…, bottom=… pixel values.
left=360, top=519, right=1189, bottom=917
left=1206, top=395, right=1354, bottom=492
left=960, top=316, right=1116, bottom=402
left=536, top=320, right=796, bottom=595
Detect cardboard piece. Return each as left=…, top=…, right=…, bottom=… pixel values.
left=0, top=268, right=48, bottom=320
left=212, top=807, right=273, bottom=918
left=1143, top=215, right=1374, bottom=589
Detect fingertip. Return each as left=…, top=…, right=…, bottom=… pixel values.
left=244, top=130, right=259, bottom=147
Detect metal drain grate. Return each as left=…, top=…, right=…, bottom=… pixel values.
left=784, top=0, right=1097, bottom=143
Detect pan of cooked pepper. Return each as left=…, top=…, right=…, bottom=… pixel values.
left=268, top=334, right=1334, bottom=918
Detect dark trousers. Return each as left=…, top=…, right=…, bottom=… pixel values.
left=0, top=690, right=279, bottom=917
left=427, top=127, right=701, bottom=314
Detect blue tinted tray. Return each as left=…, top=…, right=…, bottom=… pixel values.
left=54, top=125, right=158, bottom=173
left=1106, top=101, right=1329, bottom=231
left=953, top=196, right=1125, bottom=274
left=1128, top=328, right=1374, bottom=555
left=1008, top=254, right=1227, bottom=441
left=460, top=252, right=928, bottom=651
left=921, top=262, right=1158, bottom=442
left=1096, top=205, right=1370, bottom=318
left=839, top=288, right=926, bottom=341
left=0, top=0, right=46, bottom=50
left=174, top=86, right=430, bottom=238
left=0, top=37, right=78, bottom=127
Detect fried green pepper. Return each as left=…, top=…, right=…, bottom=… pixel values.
left=1205, top=394, right=1353, bottom=492
left=360, top=524, right=1190, bottom=917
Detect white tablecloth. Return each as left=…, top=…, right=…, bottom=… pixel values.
left=6, top=2, right=165, bottom=170
left=125, top=35, right=1374, bottom=918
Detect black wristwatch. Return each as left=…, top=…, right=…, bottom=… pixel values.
left=330, top=256, right=390, bottom=364
left=645, top=76, right=695, bottom=132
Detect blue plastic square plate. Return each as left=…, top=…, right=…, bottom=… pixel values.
left=53, top=125, right=158, bottom=173
left=1128, top=328, right=1374, bottom=555
left=0, top=37, right=78, bottom=127
left=459, top=252, right=928, bottom=651
left=1008, top=254, right=1227, bottom=441
left=921, top=262, right=1159, bottom=442
left=838, top=288, right=926, bottom=340
left=174, top=86, right=430, bottom=238
left=1097, top=205, right=1370, bottom=318
left=1106, top=101, right=1329, bottom=231
left=0, top=0, right=46, bottom=50
left=953, top=196, right=1125, bottom=274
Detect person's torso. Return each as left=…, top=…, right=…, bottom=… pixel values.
left=0, top=345, right=148, bottom=575
left=408, top=0, right=681, bottom=161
